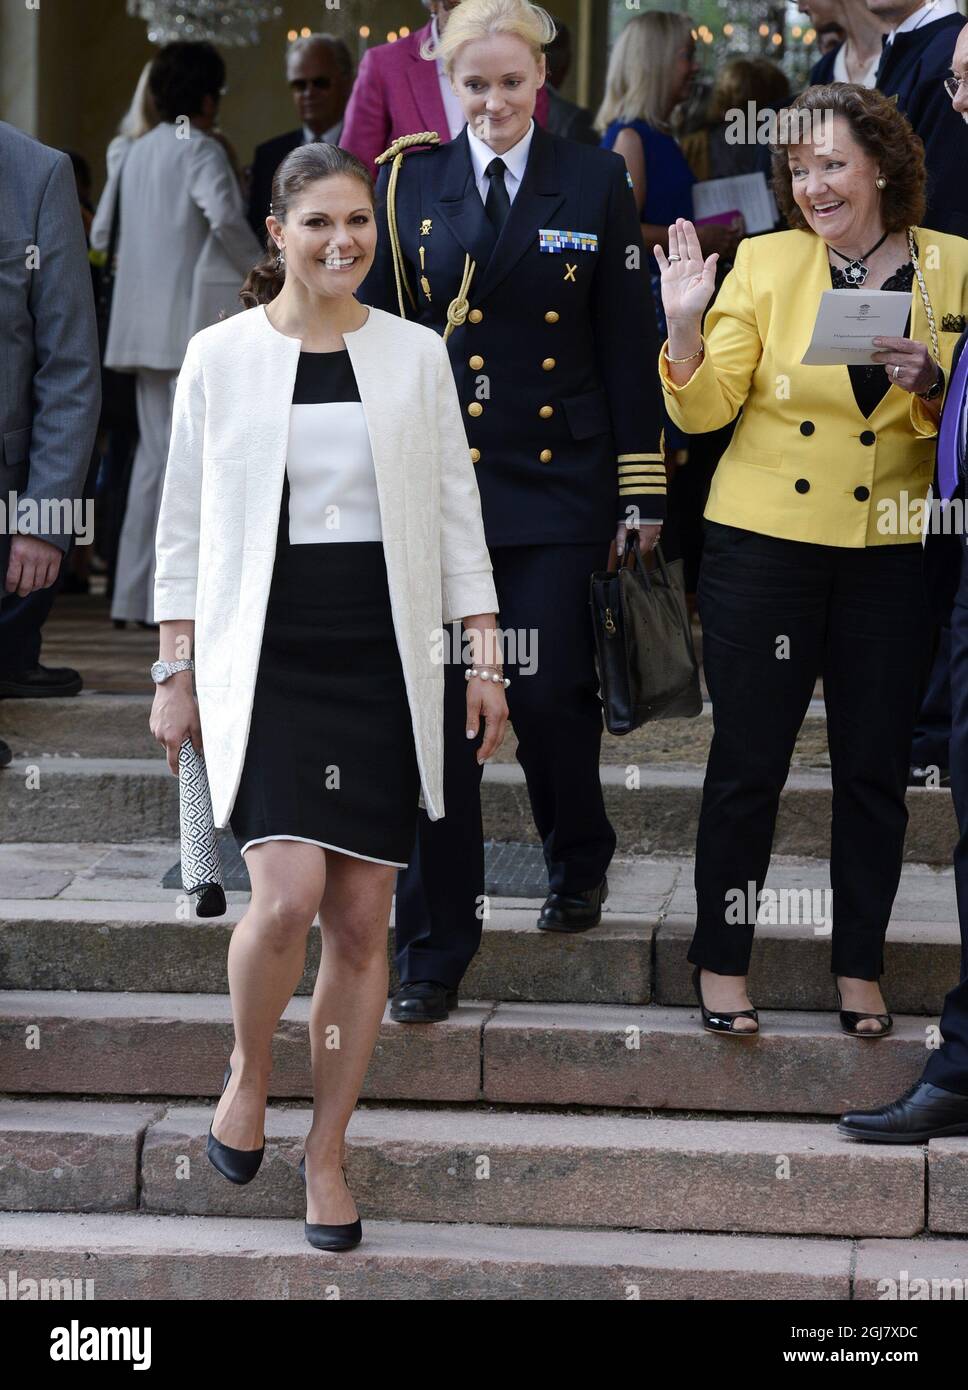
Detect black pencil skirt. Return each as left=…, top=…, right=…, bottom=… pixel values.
left=229, top=539, right=421, bottom=867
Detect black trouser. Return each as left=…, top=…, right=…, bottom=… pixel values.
left=691, top=521, right=933, bottom=980
left=924, top=532, right=968, bottom=1094
left=394, top=540, right=614, bottom=987
left=910, top=625, right=951, bottom=771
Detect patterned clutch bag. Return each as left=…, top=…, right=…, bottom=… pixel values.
left=178, top=737, right=226, bottom=917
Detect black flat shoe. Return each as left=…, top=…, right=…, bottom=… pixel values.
left=0, top=663, right=83, bottom=698
left=837, top=987, right=892, bottom=1039
left=838, top=1080, right=968, bottom=1143
left=206, top=1062, right=265, bottom=1184
left=390, top=980, right=458, bottom=1023
left=298, top=1153, right=362, bottom=1251
left=0, top=739, right=11, bottom=769
left=692, top=966, right=759, bottom=1037
left=537, top=877, right=608, bottom=933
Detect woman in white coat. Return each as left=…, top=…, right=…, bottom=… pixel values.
left=149, top=140, right=507, bottom=1250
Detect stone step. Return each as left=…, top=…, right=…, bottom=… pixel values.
left=0, top=895, right=960, bottom=1014
left=0, top=991, right=936, bottom=1116
left=0, top=757, right=956, bottom=860
left=0, top=692, right=833, bottom=768
left=2, top=1210, right=967, bottom=1299
left=3, top=1098, right=952, bottom=1238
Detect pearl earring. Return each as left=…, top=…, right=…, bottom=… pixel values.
left=875, top=176, right=887, bottom=189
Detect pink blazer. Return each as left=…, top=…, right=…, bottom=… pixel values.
left=341, top=21, right=550, bottom=178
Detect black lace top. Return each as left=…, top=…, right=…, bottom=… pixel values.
left=829, top=260, right=914, bottom=418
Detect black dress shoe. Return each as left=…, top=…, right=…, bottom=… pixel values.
left=0, top=663, right=83, bottom=698
left=0, top=739, right=11, bottom=769
left=206, top=1062, right=265, bottom=1183
left=298, top=1153, right=362, bottom=1251
left=838, top=1080, right=968, bottom=1144
left=390, top=980, right=458, bottom=1023
left=537, top=877, right=608, bottom=933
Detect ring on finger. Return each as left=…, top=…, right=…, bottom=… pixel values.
left=892, top=364, right=901, bottom=382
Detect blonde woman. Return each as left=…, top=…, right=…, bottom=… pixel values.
left=597, top=11, right=740, bottom=267
left=360, top=0, right=665, bottom=1016
left=150, top=141, right=506, bottom=1249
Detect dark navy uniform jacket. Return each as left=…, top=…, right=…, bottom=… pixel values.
left=359, top=122, right=666, bottom=546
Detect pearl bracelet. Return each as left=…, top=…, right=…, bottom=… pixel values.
left=465, top=664, right=511, bottom=689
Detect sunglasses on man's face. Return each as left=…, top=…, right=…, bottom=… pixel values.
left=290, top=76, right=332, bottom=93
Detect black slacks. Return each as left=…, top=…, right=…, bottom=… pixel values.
left=691, top=521, right=932, bottom=980
left=394, top=540, right=614, bottom=987
left=924, top=531, right=968, bottom=1095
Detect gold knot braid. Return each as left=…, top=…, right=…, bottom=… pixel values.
left=375, top=130, right=477, bottom=337
left=375, top=132, right=441, bottom=319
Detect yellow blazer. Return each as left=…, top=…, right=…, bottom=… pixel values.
left=659, top=227, right=968, bottom=546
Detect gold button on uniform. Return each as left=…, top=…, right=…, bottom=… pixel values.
left=468, top=309, right=483, bottom=323
left=542, top=358, right=556, bottom=371
left=539, top=405, right=554, bottom=419
left=540, top=449, right=553, bottom=463
left=470, top=448, right=481, bottom=463
left=468, top=402, right=483, bottom=417
left=545, top=311, right=560, bottom=324
left=469, top=355, right=484, bottom=370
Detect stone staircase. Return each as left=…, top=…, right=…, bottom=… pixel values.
left=1, top=596, right=967, bottom=1299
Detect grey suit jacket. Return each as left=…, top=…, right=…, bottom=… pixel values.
left=101, top=122, right=262, bottom=372
left=0, top=120, right=100, bottom=557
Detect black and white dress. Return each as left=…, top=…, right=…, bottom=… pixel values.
left=229, top=348, right=421, bottom=866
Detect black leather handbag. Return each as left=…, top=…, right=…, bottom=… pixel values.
left=590, top=536, right=702, bottom=734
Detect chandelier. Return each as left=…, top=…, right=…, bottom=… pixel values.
left=126, top=1, right=283, bottom=46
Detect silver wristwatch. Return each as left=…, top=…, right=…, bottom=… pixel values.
left=151, top=658, right=194, bottom=684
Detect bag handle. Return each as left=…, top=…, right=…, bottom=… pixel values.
left=622, top=533, right=673, bottom=592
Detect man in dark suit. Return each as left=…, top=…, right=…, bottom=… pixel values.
left=869, top=0, right=968, bottom=237
left=839, top=38, right=968, bottom=1136
left=0, top=122, right=101, bottom=769
left=246, top=33, right=353, bottom=241
left=839, top=318, right=968, bottom=1140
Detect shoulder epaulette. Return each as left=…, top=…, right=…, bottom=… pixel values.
left=375, top=131, right=442, bottom=167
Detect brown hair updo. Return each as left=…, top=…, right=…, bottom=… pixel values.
left=239, top=142, right=375, bottom=309
left=771, top=84, right=926, bottom=233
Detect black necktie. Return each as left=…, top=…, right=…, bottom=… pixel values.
left=484, top=157, right=511, bottom=238
left=874, top=32, right=891, bottom=86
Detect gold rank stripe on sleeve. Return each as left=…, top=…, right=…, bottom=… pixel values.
left=618, top=453, right=666, bottom=493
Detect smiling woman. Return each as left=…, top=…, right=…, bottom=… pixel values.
left=150, top=133, right=504, bottom=1253
left=651, top=82, right=968, bottom=1045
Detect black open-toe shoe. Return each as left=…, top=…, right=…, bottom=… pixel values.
left=298, top=1153, right=362, bottom=1251
left=206, top=1062, right=265, bottom=1184
left=837, top=987, right=893, bottom=1039
left=692, top=966, right=760, bottom=1037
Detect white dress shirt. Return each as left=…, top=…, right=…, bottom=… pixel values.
left=466, top=118, right=535, bottom=205
left=301, top=119, right=343, bottom=145
left=432, top=14, right=467, bottom=140
left=883, top=0, right=958, bottom=48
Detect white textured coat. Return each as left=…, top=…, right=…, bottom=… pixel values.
left=154, top=303, right=498, bottom=827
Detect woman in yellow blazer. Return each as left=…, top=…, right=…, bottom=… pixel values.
left=656, top=83, right=968, bottom=1039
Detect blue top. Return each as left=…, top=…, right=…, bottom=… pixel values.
left=600, top=118, right=695, bottom=226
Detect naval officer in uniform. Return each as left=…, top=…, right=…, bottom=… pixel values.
left=360, top=0, right=666, bottom=1021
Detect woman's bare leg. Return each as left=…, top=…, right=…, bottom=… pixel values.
left=211, top=840, right=326, bottom=1150
left=303, top=852, right=396, bottom=1224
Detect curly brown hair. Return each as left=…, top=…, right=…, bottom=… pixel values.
left=771, top=83, right=926, bottom=233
